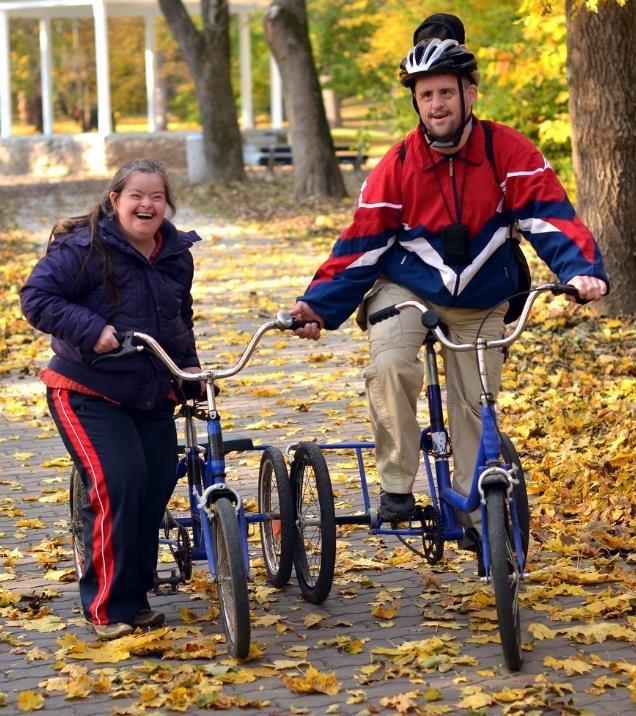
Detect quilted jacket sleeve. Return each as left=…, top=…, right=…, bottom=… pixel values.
left=20, top=239, right=107, bottom=352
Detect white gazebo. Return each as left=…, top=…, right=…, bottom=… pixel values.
left=0, top=0, right=284, bottom=138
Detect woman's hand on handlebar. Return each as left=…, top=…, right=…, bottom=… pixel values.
left=289, top=301, right=324, bottom=340
left=180, top=366, right=206, bottom=398
left=92, top=324, right=120, bottom=353
left=566, top=275, right=608, bottom=303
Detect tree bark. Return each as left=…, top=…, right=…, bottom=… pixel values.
left=158, top=0, right=245, bottom=182
left=264, top=0, right=346, bottom=200
left=566, top=0, right=636, bottom=314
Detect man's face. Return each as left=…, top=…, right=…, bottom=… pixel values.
left=413, top=73, right=477, bottom=143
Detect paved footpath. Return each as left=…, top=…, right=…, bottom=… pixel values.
left=0, top=179, right=634, bottom=715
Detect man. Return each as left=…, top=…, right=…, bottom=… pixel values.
left=289, top=38, right=608, bottom=538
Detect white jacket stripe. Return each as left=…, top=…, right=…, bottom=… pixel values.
left=348, top=236, right=397, bottom=269
left=400, top=237, right=457, bottom=293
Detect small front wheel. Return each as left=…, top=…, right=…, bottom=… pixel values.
left=291, top=442, right=336, bottom=604
left=258, top=447, right=295, bottom=587
left=486, top=486, right=523, bottom=671
left=210, top=497, right=251, bottom=659
left=69, top=467, right=87, bottom=581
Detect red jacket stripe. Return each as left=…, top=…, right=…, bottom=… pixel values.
left=52, top=389, right=114, bottom=624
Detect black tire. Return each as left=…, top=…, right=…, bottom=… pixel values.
left=486, top=486, right=523, bottom=672
left=291, top=442, right=336, bottom=604
left=258, top=447, right=295, bottom=587
left=69, top=467, right=87, bottom=581
left=211, top=497, right=251, bottom=659
left=500, top=433, right=530, bottom=560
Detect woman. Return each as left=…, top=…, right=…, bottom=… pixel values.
left=21, top=159, right=202, bottom=640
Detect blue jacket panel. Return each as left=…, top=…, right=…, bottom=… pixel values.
left=20, top=216, right=201, bottom=410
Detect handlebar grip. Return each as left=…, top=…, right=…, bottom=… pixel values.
left=368, top=305, right=400, bottom=325
left=91, top=330, right=140, bottom=365
left=550, top=283, right=586, bottom=305
left=289, top=318, right=321, bottom=331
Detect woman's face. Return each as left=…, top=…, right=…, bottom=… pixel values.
left=110, top=171, right=167, bottom=244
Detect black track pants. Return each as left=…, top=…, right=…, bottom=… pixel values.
left=48, top=389, right=177, bottom=625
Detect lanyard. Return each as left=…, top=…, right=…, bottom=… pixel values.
left=425, top=141, right=470, bottom=225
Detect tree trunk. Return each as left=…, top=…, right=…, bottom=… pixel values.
left=158, top=0, right=245, bottom=183
left=264, top=0, right=346, bottom=200
left=155, top=52, right=168, bottom=132
left=566, top=0, right=636, bottom=314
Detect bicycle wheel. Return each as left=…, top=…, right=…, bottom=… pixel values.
left=69, top=467, right=87, bottom=580
left=291, top=442, right=336, bottom=604
left=258, top=447, right=295, bottom=587
left=210, top=497, right=251, bottom=659
left=486, top=486, right=523, bottom=671
left=500, top=433, right=530, bottom=559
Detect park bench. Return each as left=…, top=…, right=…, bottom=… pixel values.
left=251, top=143, right=369, bottom=170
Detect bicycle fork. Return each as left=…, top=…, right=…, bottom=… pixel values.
left=422, top=332, right=464, bottom=542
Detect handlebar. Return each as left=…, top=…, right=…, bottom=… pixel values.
left=94, top=310, right=299, bottom=381
left=367, top=283, right=580, bottom=353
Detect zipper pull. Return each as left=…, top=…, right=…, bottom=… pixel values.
left=449, top=157, right=454, bottom=177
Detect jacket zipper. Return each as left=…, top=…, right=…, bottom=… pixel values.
left=449, top=156, right=462, bottom=298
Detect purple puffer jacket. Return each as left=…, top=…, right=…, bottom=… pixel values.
left=20, top=215, right=201, bottom=410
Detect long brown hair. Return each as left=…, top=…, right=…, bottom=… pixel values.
left=48, top=159, right=177, bottom=304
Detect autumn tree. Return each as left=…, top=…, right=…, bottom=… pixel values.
left=566, top=0, right=636, bottom=314
left=158, top=0, right=245, bottom=182
left=263, top=0, right=346, bottom=200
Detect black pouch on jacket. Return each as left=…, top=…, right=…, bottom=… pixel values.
left=442, top=223, right=471, bottom=266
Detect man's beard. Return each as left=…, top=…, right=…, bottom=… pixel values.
left=424, top=115, right=461, bottom=143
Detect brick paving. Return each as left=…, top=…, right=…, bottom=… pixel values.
left=0, top=181, right=634, bottom=714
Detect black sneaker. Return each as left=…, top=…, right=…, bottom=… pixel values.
left=463, top=528, right=485, bottom=577
left=378, top=490, right=416, bottom=521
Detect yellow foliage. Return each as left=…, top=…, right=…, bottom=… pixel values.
left=281, top=665, right=341, bottom=696
left=16, top=691, right=45, bottom=711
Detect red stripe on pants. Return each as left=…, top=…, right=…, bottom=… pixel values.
left=52, top=389, right=114, bottom=624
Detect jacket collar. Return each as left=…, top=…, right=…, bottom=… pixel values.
left=410, top=115, right=486, bottom=172
left=99, top=216, right=201, bottom=258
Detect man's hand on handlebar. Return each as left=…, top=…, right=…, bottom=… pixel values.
left=290, top=301, right=324, bottom=340
left=566, top=275, right=608, bottom=303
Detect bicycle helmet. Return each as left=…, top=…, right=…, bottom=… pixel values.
left=400, top=38, right=479, bottom=149
left=399, top=38, right=478, bottom=88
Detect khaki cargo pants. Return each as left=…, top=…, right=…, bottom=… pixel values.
left=358, top=278, right=507, bottom=535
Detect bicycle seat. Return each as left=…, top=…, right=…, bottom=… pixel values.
left=176, top=436, right=255, bottom=455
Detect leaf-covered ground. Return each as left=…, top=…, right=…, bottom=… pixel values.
left=0, top=171, right=634, bottom=714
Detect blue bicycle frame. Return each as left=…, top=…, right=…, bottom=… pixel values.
left=174, top=399, right=269, bottom=581
left=317, top=329, right=526, bottom=574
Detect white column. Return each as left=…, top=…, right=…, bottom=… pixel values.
left=0, top=10, right=11, bottom=138
left=144, top=14, right=156, bottom=132
left=238, top=11, right=253, bottom=129
left=92, top=0, right=112, bottom=135
left=39, top=18, right=54, bottom=135
left=269, top=55, right=283, bottom=129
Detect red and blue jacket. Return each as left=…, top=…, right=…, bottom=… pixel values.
left=301, top=117, right=608, bottom=329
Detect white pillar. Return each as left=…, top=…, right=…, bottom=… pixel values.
left=238, top=11, right=253, bottom=130
left=144, top=14, right=156, bottom=132
left=92, top=0, right=112, bottom=135
left=0, top=10, right=11, bottom=138
left=39, top=18, right=54, bottom=135
left=269, top=55, right=283, bottom=129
